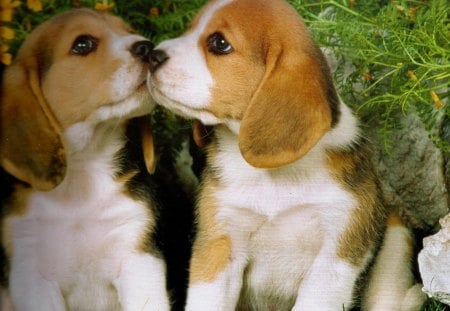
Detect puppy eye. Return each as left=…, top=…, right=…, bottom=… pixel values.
left=207, top=32, right=233, bottom=55
left=71, top=35, right=98, bottom=56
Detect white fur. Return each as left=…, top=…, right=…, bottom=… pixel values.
left=6, top=31, right=169, bottom=310
left=110, top=34, right=150, bottom=100
left=147, top=0, right=233, bottom=124
left=363, top=226, right=425, bottom=311
left=185, top=102, right=365, bottom=311
left=108, top=33, right=156, bottom=118
left=7, top=122, right=169, bottom=311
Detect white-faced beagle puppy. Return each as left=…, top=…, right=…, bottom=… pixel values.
left=147, top=0, right=426, bottom=310
left=0, top=9, right=171, bottom=310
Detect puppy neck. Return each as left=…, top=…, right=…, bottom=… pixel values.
left=64, top=119, right=126, bottom=156
left=42, top=120, right=127, bottom=202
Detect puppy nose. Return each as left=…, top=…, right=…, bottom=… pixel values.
left=149, top=49, right=169, bottom=73
left=130, top=40, right=154, bottom=62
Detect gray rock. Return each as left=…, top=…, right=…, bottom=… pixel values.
left=418, top=213, right=450, bottom=305
left=370, top=113, right=449, bottom=230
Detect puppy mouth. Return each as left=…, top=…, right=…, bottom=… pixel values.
left=119, top=79, right=148, bottom=102
left=102, top=78, right=155, bottom=118
left=147, top=78, right=208, bottom=119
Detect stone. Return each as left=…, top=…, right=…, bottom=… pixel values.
left=371, top=112, right=449, bottom=230
left=418, top=213, right=450, bottom=305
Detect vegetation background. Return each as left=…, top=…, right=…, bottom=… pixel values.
left=1, top=0, right=448, bottom=310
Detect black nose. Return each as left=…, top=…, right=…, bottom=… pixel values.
left=148, top=49, right=169, bottom=73
left=130, top=40, right=154, bottom=62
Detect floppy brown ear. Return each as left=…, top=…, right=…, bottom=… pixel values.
left=193, top=120, right=214, bottom=148
left=139, top=117, right=156, bottom=174
left=0, top=56, right=66, bottom=190
left=239, top=40, right=338, bottom=169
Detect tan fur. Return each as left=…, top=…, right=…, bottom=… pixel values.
left=387, top=212, right=404, bottom=227
left=327, top=143, right=387, bottom=266
left=39, top=12, right=131, bottom=127
left=193, top=120, right=214, bottom=148
left=201, top=0, right=334, bottom=168
left=0, top=53, right=65, bottom=191
left=189, top=161, right=233, bottom=284
left=0, top=9, right=148, bottom=191
left=138, top=117, right=156, bottom=174
left=189, top=235, right=232, bottom=283
left=115, top=170, right=139, bottom=184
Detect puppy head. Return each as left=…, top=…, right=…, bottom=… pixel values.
left=0, top=9, right=155, bottom=190
left=148, top=0, right=340, bottom=168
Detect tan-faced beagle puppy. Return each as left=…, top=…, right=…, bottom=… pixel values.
left=147, top=0, right=426, bottom=310
left=0, top=9, right=171, bottom=310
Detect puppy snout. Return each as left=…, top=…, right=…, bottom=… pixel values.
left=130, top=40, right=154, bottom=62
left=148, top=49, right=169, bottom=73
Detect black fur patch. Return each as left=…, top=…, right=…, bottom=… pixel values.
left=115, top=117, right=195, bottom=310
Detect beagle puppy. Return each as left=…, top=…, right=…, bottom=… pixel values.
left=147, top=0, right=425, bottom=310
left=0, top=9, right=170, bottom=310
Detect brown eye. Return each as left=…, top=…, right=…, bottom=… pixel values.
left=71, top=35, right=98, bottom=56
left=207, top=32, right=233, bottom=55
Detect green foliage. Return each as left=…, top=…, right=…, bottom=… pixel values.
left=5, top=1, right=72, bottom=54
left=140, top=0, right=208, bottom=43
left=6, top=0, right=448, bottom=153
left=289, top=0, right=449, bottom=152
left=4, top=0, right=208, bottom=53
left=421, top=297, right=449, bottom=311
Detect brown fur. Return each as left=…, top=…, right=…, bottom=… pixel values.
left=199, top=0, right=339, bottom=168
left=189, top=234, right=232, bottom=283
left=189, top=164, right=234, bottom=283
left=0, top=9, right=142, bottom=191
left=0, top=54, right=65, bottom=191
left=327, top=141, right=387, bottom=266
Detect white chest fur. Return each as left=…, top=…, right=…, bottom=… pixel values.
left=213, top=127, right=355, bottom=219
left=6, top=123, right=157, bottom=311
left=214, top=103, right=359, bottom=219
left=210, top=127, right=358, bottom=308
left=9, top=188, right=150, bottom=310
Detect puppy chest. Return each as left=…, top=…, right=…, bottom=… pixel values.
left=8, top=193, right=152, bottom=304
left=214, top=145, right=352, bottom=218
left=240, top=211, right=324, bottom=305
left=216, top=171, right=351, bottom=220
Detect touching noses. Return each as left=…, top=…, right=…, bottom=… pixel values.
left=130, top=40, right=169, bottom=73
left=148, top=49, right=169, bottom=73
left=130, top=40, right=154, bottom=62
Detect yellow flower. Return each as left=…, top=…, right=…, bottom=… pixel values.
left=0, top=26, right=15, bottom=40
left=27, top=0, right=43, bottom=12
left=362, top=71, right=372, bottom=81
left=407, top=69, right=418, bottom=82
left=0, top=43, right=12, bottom=65
left=430, top=91, right=444, bottom=109
left=94, top=2, right=115, bottom=12
left=149, top=7, right=159, bottom=17
left=0, top=52, right=12, bottom=65
left=0, top=0, right=21, bottom=22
